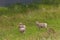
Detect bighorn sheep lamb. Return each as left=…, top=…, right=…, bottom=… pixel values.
left=19, top=23, right=26, bottom=33
left=36, top=21, right=47, bottom=28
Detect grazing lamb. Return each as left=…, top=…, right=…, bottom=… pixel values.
left=19, top=23, right=26, bottom=33
left=36, top=21, right=47, bottom=28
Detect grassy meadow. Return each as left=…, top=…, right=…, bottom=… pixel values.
left=0, top=4, right=60, bottom=40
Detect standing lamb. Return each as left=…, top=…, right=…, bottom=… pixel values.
left=19, top=23, right=26, bottom=33
left=36, top=21, right=47, bottom=28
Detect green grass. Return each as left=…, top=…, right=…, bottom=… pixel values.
left=0, top=4, right=60, bottom=40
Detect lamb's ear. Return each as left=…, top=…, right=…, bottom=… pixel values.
left=36, top=21, right=39, bottom=24
left=24, top=25, right=26, bottom=28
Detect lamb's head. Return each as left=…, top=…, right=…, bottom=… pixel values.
left=19, top=22, right=23, bottom=25
left=36, top=21, right=40, bottom=25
